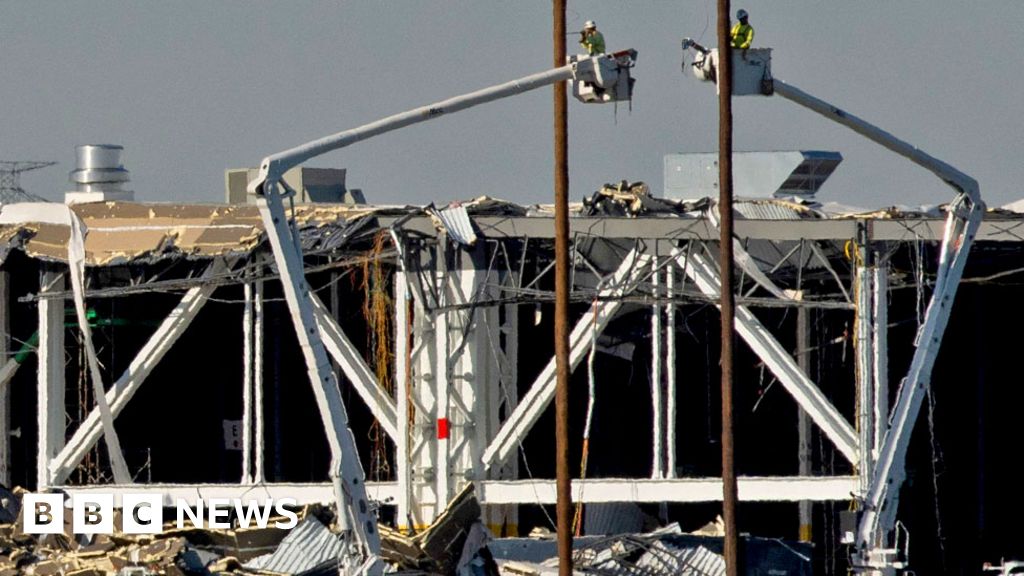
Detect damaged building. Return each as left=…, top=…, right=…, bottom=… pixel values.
left=0, top=142, right=1020, bottom=574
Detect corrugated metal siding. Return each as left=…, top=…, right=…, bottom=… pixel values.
left=635, top=542, right=726, bottom=576
left=243, top=518, right=345, bottom=575
left=735, top=201, right=803, bottom=221
left=436, top=204, right=479, bottom=246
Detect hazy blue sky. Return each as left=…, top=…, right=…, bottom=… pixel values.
left=2, top=2, right=1021, bottom=209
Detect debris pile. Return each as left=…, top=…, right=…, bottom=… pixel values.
left=380, top=485, right=498, bottom=575
left=489, top=521, right=812, bottom=576
left=0, top=486, right=809, bottom=575
left=0, top=485, right=500, bottom=576
left=0, top=488, right=363, bottom=576
left=581, top=181, right=707, bottom=217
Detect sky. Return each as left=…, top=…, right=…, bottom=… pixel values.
left=1, top=1, right=1022, bottom=209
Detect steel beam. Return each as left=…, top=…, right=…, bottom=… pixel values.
left=50, top=283, right=214, bottom=484
left=64, top=482, right=399, bottom=507
left=394, top=269, right=413, bottom=531
left=310, top=293, right=398, bottom=441
left=62, top=476, right=857, bottom=507
left=477, top=476, right=859, bottom=504
left=665, top=264, right=677, bottom=479
left=678, top=250, right=859, bottom=463
left=873, top=264, right=889, bottom=461
left=37, top=267, right=65, bottom=489
left=651, top=266, right=664, bottom=479
left=856, top=256, right=875, bottom=495
left=433, top=241, right=452, bottom=513
left=481, top=248, right=648, bottom=470
left=254, top=280, right=265, bottom=483
left=242, top=282, right=254, bottom=484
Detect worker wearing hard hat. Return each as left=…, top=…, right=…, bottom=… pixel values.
left=730, top=9, right=754, bottom=59
left=579, top=21, right=606, bottom=55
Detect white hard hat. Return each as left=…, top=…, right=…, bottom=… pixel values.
left=736, top=9, right=748, bottom=20
left=584, top=20, right=596, bottom=29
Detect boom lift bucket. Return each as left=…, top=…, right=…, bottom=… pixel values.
left=569, top=49, right=638, bottom=103
left=682, top=40, right=772, bottom=96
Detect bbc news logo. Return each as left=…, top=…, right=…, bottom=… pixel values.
left=23, top=493, right=299, bottom=535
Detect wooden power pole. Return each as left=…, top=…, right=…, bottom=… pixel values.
left=552, top=1, right=573, bottom=575
left=717, top=1, right=740, bottom=575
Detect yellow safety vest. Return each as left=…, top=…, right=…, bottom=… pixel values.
left=730, top=23, right=754, bottom=49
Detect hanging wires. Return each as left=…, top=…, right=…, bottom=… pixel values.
left=361, top=231, right=395, bottom=481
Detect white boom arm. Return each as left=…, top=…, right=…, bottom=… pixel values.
left=682, top=43, right=983, bottom=575
left=771, top=80, right=979, bottom=202
left=772, top=78, right=984, bottom=574
left=248, top=51, right=635, bottom=573
left=249, top=52, right=636, bottom=194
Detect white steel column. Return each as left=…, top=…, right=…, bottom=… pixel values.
left=37, top=266, right=65, bottom=489
left=452, top=249, right=487, bottom=489
left=409, top=262, right=438, bottom=527
left=444, top=248, right=485, bottom=496
left=254, top=280, right=265, bottom=483
left=872, top=263, right=889, bottom=461
left=242, top=282, right=254, bottom=484
left=394, top=268, right=413, bottom=531
left=855, top=240, right=875, bottom=495
left=486, top=277, right=520, bottom=534
left=431, top=244, right=491, bottom=513
left=650, top=266, right=664, bottom=479
left=665, top=263, right=677, bottom=479
left=433, top=239, right=451, bottom=514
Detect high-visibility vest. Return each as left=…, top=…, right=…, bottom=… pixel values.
left=730, top=22, right=754, bottom=49
left=581, top=31, right=606, bottom=55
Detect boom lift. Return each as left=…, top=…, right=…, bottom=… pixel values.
left=681, top=42, right=984, bottom=575
left=245, top=51, right=636, bottom=573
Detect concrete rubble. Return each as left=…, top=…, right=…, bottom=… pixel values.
left=0, top=486, right=503, bottom=576
left=0, top=484, right=814, bottom=575
left=0, top=486, right=292, bottom=576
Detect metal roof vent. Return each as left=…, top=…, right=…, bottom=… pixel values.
left=65, top=144, right=134, bottom=204
left=663, top=150, right=842, bottom=200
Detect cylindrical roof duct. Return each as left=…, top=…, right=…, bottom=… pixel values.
left=65, top=144, right=134, bottom=203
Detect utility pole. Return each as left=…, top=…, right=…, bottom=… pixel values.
left=717, top=1, right=740, bottom=575
left=552, top=1, right=573, bottom=575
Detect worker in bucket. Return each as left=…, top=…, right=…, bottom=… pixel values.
left=730, top=9, right=754, bottom=59
left=579, top=20, right=605, bottom=55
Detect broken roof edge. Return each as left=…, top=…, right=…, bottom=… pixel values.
left=1, top=195, right=1021, bottom=268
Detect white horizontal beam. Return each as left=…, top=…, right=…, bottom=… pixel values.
left=477, top=477, right=858, bottom=504
left=61, top=477, right=855, bottom=507
left=63, top=482, right=400, bottom=507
